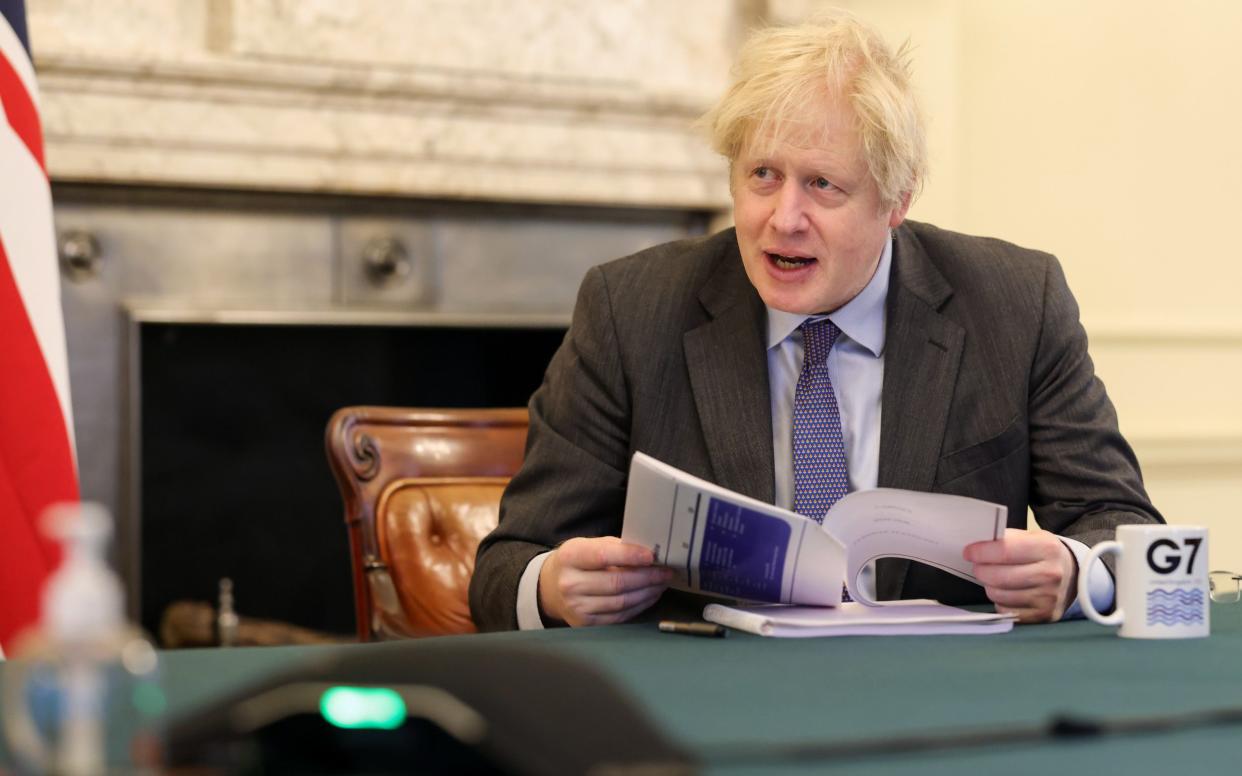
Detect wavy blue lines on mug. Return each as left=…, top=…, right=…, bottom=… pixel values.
left=1146, top=588, right=1205, bottom=626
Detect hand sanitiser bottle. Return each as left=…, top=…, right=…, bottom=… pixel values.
left=2, top=503, right=164, bottom=774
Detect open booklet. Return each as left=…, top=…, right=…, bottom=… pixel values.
left=620, top=452, right=1007, bottom=607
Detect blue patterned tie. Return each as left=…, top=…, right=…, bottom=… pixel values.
left=792, top=319, right=849, bottom=523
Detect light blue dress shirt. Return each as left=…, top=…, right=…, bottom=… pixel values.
left=766, top=234, right=891, bottom=510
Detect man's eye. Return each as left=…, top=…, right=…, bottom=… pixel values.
left=753, top=166, right=773, bottom=179
left=812, top=177, right=836, bottom=191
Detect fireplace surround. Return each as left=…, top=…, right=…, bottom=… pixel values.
left=56, top=184, right=710, bottom=636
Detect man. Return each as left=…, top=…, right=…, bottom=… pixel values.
left=469, top=11, right=1161, bottom=631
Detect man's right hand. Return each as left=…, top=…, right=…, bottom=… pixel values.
left=538, top=536, right=674, bottom=627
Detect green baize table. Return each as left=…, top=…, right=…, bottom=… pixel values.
left=4, top=604, right=1242, bottom=774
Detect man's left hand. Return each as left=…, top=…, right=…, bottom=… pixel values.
left=964, top=528, right=1078, bottom=623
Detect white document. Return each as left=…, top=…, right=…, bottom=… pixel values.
left=620, top=452, right=1006, bottom=607
left=821, top=488, right=1007, bottom=605
left=702, top=600, right=1016, bottom=637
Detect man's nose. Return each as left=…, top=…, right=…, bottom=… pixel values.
left=770, top=183, right=810, bottom=233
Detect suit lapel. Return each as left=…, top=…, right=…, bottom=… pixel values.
left=683, top=240, right=775, bottom=503
left=875, top=225, right=965, bottom=599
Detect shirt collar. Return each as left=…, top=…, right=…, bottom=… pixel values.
left=764, top=233, right=891, bottom=357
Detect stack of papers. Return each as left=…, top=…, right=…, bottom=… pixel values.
left=703, top=600, right=1015, bottom=637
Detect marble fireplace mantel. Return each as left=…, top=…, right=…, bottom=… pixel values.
left=30, top=0, right=745, bottom=209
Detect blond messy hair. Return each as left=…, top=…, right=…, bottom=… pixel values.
left=701, top=9, right=927, bottom=210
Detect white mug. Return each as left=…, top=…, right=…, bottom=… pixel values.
left=1078, top=524, right=1209, bottom=639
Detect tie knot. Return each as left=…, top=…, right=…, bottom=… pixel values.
left=799, top=318, right=840, bottom=366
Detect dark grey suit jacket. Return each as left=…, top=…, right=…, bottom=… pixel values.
left=469, top=222, right=1162, bottom=631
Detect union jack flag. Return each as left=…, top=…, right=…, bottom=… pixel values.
left=0, top=0, right=78, bottom=656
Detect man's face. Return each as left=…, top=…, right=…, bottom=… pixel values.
left=732, top=100, right=909, bottom=314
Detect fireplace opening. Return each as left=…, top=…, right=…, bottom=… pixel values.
left=137, top=320, right=566, bottom=638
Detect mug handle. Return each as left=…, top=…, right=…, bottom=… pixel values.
left=1079, top=540, right=1123, bottom=626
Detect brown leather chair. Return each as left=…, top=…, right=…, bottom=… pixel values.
left=325, top=407, right=527, bottom=641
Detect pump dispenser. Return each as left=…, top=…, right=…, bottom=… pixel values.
left=43, top=502, right=125, bottom=650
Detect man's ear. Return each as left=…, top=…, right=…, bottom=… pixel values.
left=888, top=191, right=913, bottom=229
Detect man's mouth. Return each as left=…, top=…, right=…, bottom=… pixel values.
left=765, top=251, right=817, bottom=270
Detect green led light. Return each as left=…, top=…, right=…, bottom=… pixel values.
left=131, top=683, right=167, bottom=717
left=320, top=687, right=407, bottom=730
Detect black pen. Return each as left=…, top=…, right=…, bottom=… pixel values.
left=658, top=620, right=727, bottom=638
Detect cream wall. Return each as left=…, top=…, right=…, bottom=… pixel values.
left=801, top=0, right=1242, bottom=565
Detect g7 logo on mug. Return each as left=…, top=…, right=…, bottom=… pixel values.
left=1147, top=537, right=1202, bottom=575
left=1080, top=525, right=1209, bottom=638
